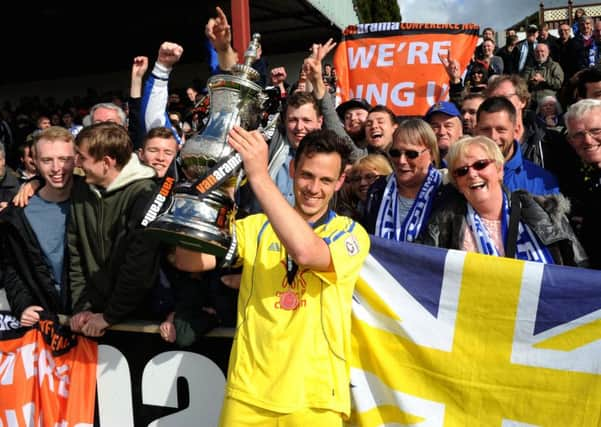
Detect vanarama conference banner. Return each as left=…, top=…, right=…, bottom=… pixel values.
left=0, top=315, right=97, bottom=427
left=334, top=22, right=479, bottom=116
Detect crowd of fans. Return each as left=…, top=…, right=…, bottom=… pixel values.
left=2, top=11, right=601, bottom=336
left=1, top=11, right=601, bottom=329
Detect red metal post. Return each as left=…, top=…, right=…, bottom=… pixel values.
left=231, top=0, right=251, bottom=63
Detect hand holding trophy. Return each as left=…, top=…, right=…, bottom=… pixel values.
left=144, top=34, right=267, bottom=257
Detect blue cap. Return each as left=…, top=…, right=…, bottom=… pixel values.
left=424, top=101, right=461, bottom=122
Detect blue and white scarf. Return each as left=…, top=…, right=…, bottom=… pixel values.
left=375, top=165, right=441, bottom=242
left=465, top=192, right=554, bottom=263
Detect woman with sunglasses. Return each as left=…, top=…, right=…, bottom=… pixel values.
left=363, top=118, right=444, bottom=242
left=418, top=136, right=588, bottom=267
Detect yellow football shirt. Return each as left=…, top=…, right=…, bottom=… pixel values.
left=225, top=210, right=370, bottom=416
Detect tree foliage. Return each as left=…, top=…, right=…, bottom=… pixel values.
left=354, top=0, right=402, bottom=23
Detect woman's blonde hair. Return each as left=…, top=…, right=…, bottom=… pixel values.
left=392, top=118, right=440, bottom=167
left=352, top=152, right=393, bottom=176
left=446, top=135, right=504, bottom=186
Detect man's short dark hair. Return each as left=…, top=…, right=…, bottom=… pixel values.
left=484, top=74, right=530, bottom=107
left=482, top=27, right=495, bottom=37
left=477, top=96, right=517, bottom=125
left=76, top=122, right=132, bottom=168
left=285, top=92, right=322, bottom=117
left=577, top=67, right=601, bottom=99
left=462, top=92, right=486, bottom=104
left=143, top=126, right=177, bottom=149
left=368, top=105, right=398, bottom=125
left=294, top=129, right=351, bottom=175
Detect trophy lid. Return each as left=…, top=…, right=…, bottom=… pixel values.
left=231, top=33, right=261, bottom=82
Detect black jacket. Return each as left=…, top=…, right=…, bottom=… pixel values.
left=0, top=168, right=19, bottom=203
left=418, top=186, right=588, bottom=267
left=0, top=204, right=70, bottom=320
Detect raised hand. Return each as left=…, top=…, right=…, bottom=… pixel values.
left=270, top=66, right=288, bottom=86
left=205, top=6, right=231, bottom=52
left=303, top=38, right=337, bottom=98
left=157, top=42, right=184, bottom=69
left=130, top=56, right=149, bottom=98
left=439, top=51, right=462, bottom=84
left=132, top=56, right=149, bottom=80
left=312, top=38, right=337, bottom=62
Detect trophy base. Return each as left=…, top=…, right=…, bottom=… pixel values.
left=145, top=220, right=230, bottom=257
left=145, top=190, right=234, bottom=257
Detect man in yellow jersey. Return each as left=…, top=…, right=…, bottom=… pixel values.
left=175, top=127, right=370, bottom=426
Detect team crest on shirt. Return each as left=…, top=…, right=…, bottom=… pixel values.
left=345, top=235, right=360, bottom=256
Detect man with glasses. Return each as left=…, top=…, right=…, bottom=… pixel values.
left=475, top=96, right=559, bottom=195
left=565, top=99, right=601, bottom=268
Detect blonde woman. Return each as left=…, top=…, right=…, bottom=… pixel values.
left=336, top=153, right=392, bottom=221
left=418, top=136, right=587, bottom=266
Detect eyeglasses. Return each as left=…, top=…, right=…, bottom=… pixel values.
left=452, top=159, right=495, bottom=177
left=388, top=147, right=428, bottom=160
left=347, top=173, right=382, bottom=183
left=568, top=127, right=601, bottom=142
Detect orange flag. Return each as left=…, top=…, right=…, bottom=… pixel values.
left=0, top=318, right=97, bottom=427
left=334, top=22, right=479, bottom=116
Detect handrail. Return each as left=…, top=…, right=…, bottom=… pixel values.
left=57, top=314, right=235, bottom=337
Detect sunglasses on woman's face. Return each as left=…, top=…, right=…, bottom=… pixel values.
left=389, top=147, right=428, bottom=160
left=452, top=159, right=495, bottom=177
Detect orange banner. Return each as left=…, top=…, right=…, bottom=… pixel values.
left=0, top=318, right=97, bottom=427
left=334, top=22, right=479, bottom=116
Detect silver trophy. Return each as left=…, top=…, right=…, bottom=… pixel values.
left=146, top=34, right=267, bottom=256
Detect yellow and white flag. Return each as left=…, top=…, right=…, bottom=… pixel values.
left=351, top=237, right=601, bottom=426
